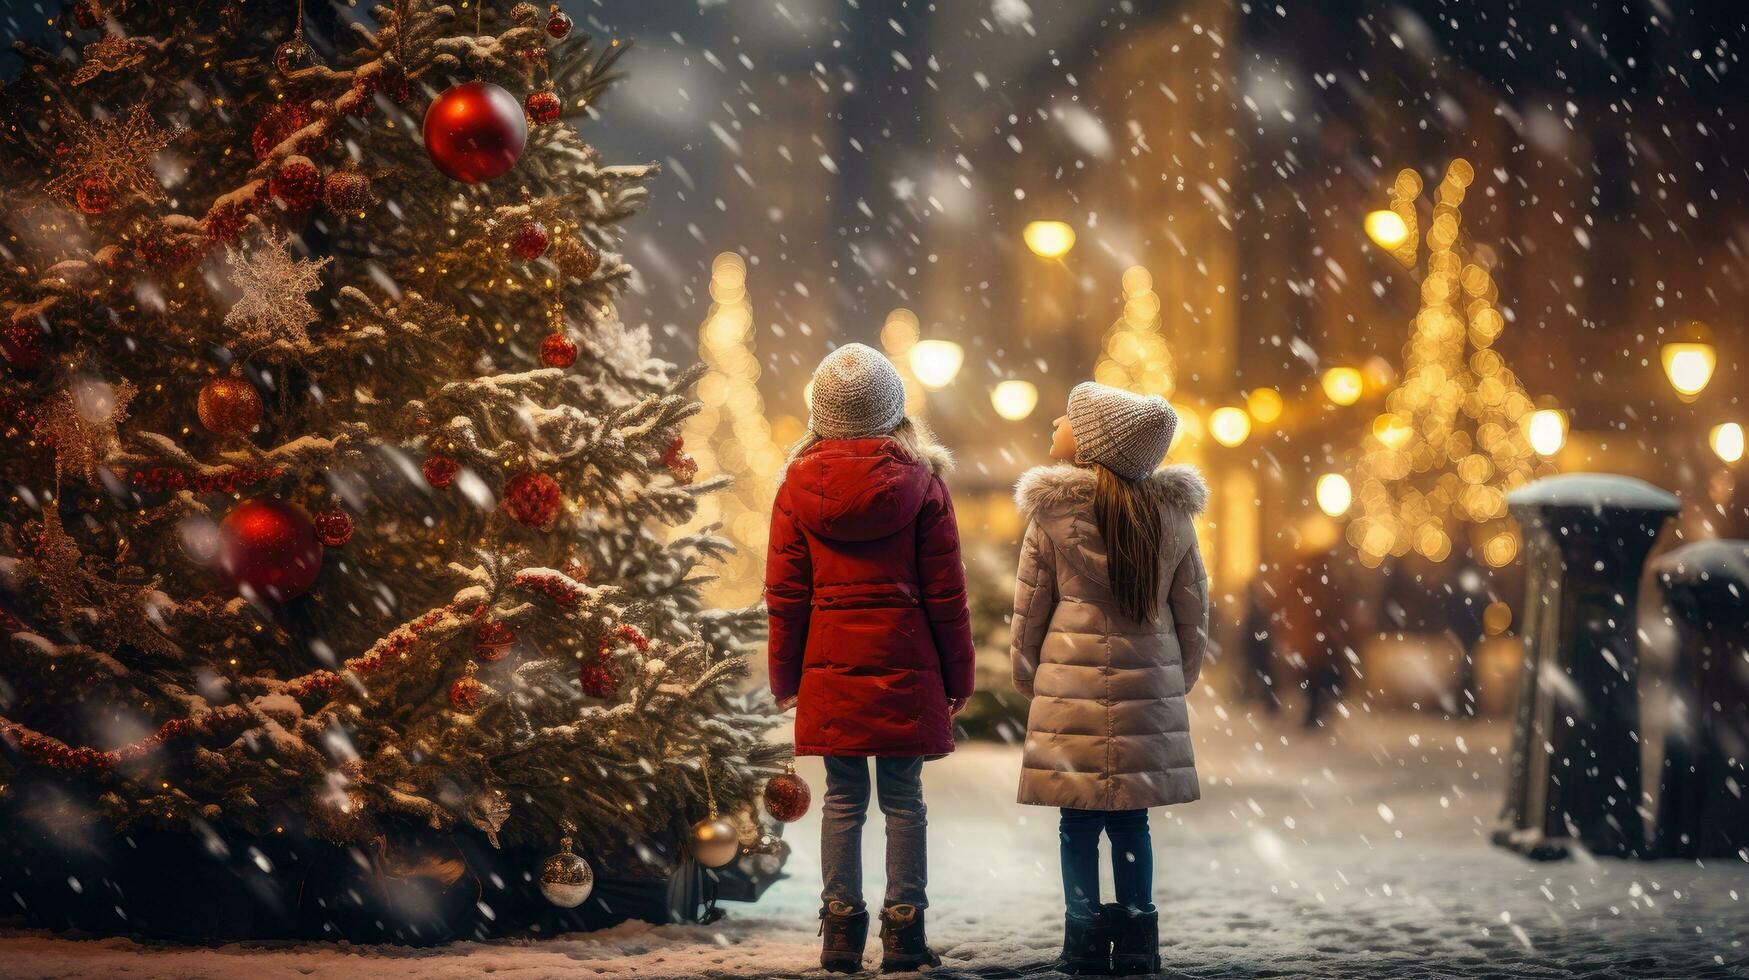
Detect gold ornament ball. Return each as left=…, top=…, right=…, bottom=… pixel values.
left=275, top=39, right=313, bottom=75
left=197, top=376, right=264, bottom=437
left=539, top=838, right=595, bottom=908
left=689, top=816, right=740, bottom=868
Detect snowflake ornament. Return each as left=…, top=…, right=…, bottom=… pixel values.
left=224, top=232, right=332, bottom=352
left=45, top=103, right=181, bottom=206
left=71, top=34, right=156, bottom=86
left=36, top=377, right=136, bottom=486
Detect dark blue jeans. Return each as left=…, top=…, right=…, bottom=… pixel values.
left=1060, top=808, right=1154, bottom=919
left=821, top=756, right=928, bottom=912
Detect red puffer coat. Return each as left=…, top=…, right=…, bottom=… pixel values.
left=765, top=437, right=975, bottom=757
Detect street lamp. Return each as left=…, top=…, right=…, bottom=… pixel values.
left=1209, top=406, right=1251, bottom=447
left=990, top=380, right=1039, bottom=421
left=909, top=339, right=964, bottom=390
left=1661, top=341, right=1716, bottom=400
left=1526, top=408, right=1567, bottom=457
left=1321, top=366, right=1364, bottom=406
left=1315, top=473, right=1352, bottom=517
left=1023, top=221, right=1076, bottom=259
left=1364, top=210, right=1409, bottom=249
left=1712, top=422, right=1745, bottom=463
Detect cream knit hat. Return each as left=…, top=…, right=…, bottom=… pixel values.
left=1067, top=381, right=1178, bottom=480
left=807, top=343, right=907, bottom=440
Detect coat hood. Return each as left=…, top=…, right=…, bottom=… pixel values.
left=783, top=437, right=951, bottom=542
left=1014, top=462, right=1208, bottom=525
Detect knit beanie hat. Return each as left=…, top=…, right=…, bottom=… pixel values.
left=807, top=343, right=907, bottom=440
left=1066, top=381, right=1178, bottom=481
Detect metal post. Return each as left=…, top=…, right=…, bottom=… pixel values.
left=1494, top=474, right=1679, bottom=859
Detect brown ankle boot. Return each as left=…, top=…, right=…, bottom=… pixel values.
left=879, top=903, right=941, bottom=972
left=820, top=901, right=869, bottom=973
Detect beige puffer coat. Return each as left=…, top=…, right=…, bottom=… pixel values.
left=1010, top=463, right=1210, bottom=810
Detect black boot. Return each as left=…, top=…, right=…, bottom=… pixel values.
left=878, top=903, right=942, bottom=972
left=1056, top=909, right=1114, bottom=975
left=1106, top=904, right=1160, bottom=976
left=820, top=901, right=869, bottom=974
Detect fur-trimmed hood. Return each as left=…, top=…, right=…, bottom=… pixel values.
left=1014, top=463, right=1208, bottom=525
left=781, top=437, right=953, bottom=542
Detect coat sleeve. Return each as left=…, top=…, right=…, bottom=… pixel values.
left=1167, top=534, right=1211, bottom=691
left=1009, top=519, right=1057, bottom=699
left=763, top=486, right=811, bottom=702
left=915, top=479, right=976, bottom=700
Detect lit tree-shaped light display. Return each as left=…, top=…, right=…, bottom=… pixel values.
left=682, top=252, right=784, bottom=605
left=1093, top=265, right=1175, bottom=397
left=1348, top=163, right=1556, bottom=568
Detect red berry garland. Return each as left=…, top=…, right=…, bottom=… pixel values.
left=203, top=200, right=252, bottom=244
left=474, top=620, right=517, bottom=662
left=763, top=768, right=812, bottom=823
left=312, top=509, right=355, bottom=547
left=539, top=333, right=577, bottom=368
left=525, top=90, right=562, bottom=124
left=270, top=158, right=323, bottom=211
left=251, top=102, right=309, bottom=159
left=422, top=454, right=460, bottom=488
left=577, top=658, right=622, bottom=698
left=503, top=471, right=562, bottom=528
left=512, top=220, right=550, bottom=260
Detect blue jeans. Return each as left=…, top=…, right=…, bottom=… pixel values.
left=1060, top=808, right=1154, bottom=919
left=821, top=756, right=927, bottom=912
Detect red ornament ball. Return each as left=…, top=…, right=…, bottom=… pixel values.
left=763, top=770, right=812, bottom=823
left=503, top=471, right=563, bottom=529
left=577, top=657, right=622, bottom=698
left=449, top=667, right=484, bottom=713
left=525, top=90, right=562, bottom=124
left=218, top=497, right=324, bottom=602
left=474, top=620, right=517, bottom=662
left=251, top=102, right=308, bottom=159
left=422, top=454, right=460, bottom=488
left=271, top=158, right=323, bottom=211
left=312, top=509, right=355, bottom=547
left=539, top=333, right=577, bottom=368
left=547, top=8, right=573, bottom=38
left=512, top=220, right=550, bottom=260
left=197, top=376, right=263, bottom=437
left=323, top=170, right=373, bottom=215
left=423, top=81, right=527, bottom=184
left=75, top=176, right=112, bottom=215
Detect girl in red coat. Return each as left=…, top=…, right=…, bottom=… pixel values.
left=766, top=343, right=975, bottom=974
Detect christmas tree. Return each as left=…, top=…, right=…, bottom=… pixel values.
left=0, top=0, right=785, bottom=937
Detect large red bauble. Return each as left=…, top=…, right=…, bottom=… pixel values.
left=539, top=332, right=577, bottom=368
left=423, top=81, right=527, bottom=183
left=503, top=471, right=562, bottom=528
left=763, top=770, right=812, bottom=823
left=219, top=497, right=324, bottom=601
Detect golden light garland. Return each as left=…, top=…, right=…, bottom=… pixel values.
left=682, top=252, right=783, bottom=604
left=1347, top=162, right=1555, bottom=568
left=1093, top=265, right=1174, bottom=398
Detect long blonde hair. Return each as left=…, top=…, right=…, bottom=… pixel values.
left=783, top=417, right=944, bottom=474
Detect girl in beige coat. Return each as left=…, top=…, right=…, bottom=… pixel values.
left=1010, top=381, right=1210, bottom=976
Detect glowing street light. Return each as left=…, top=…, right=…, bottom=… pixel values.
left=1209, top=406, right=1251, bottom=447
left=1023, top=220, right=1076, bottom=259
left=1315, top=473, right=1352, bottom=517
left=990, top=380, right=1039, bottom=421
left=1526, top=408, right=1568, bottom=457
left=909, top=339, right=964, bottom=390
left=1246, top=387, right=1283, bottom=425
left=1322, top=366, right=1364, bottom=406
left=1712, top=422, right=1745, bottom=464
left=1364, top=209, right=1410, bottom=249
left=1661, top=341, right=1716, bottom=400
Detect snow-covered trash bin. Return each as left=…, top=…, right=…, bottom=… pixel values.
left=1494, top=474, right=1679, bottom=860
left=1652, top=540, right=1749, bottom=859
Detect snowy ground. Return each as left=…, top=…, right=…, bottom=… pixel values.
left=3, top=705, right=1746, bottom=979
